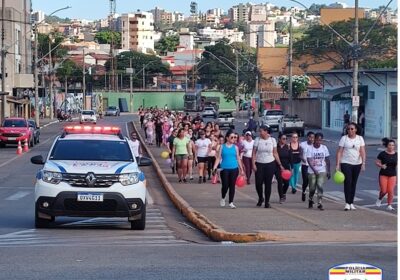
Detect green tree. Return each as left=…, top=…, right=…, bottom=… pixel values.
left=107, top=51, right=170, bottom=88
left=293, top=18, right=397, bottom=69
left=55, top=59, right=82, bottom=92
left=155, top=35, right=179, bottom=55
left=197, top=41, right=257, bottom=102
left=95, top=30, right=121, bottom=47
left=277, top=75, right=311, bottom=98
left=308, top=3, right=327, bottom=15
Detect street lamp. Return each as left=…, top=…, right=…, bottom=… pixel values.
left=33, top=6, right=71, bottom=125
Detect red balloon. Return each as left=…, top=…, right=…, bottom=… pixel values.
left=236, top=175, right=246, bottom=188
left=281, top=169, right=292, bottom=181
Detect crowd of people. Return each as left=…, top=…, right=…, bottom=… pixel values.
left=136, top=107, right=397, bottom=211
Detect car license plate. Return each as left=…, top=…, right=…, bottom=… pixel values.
left=77, top=193, right=103, bottom=202
left=8, top=137, right=16, bottom=141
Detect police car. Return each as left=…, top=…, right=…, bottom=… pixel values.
left=30, top=125, right=152, bottom=230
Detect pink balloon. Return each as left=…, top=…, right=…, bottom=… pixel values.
left=281, top=169, right=292, bottom=181
left=236, top=175, right=246, bottom=188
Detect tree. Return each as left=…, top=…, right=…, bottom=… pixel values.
left=106, top=51, right=171, bottom=88
left=155, top=35, right=179, bottom=55
left=293, top=18, right=397, bottom=69
left=55, top=59, right=82, bottom=94
left=197, top=41, right=257, bottom=102
left=276, top=75, right=311, bottom=98
left=308, top=3, right=327, bottom=15
left=94, top=30, right=121, bottom=47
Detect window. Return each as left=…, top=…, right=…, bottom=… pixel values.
left=368, top=91, right=375, bottom=99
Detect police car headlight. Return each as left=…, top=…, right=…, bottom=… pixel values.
left=42, top=171, right=62, bottom=184
left=119, top=173, right=139, bottom=185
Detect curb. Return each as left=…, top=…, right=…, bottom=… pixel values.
left=129, top=122, right=277, bottom=243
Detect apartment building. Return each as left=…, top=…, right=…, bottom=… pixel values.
left=198, top=27, right=244, bottom=43
left=250, top=4, right=267, bottom=22
left=120, top=12, right=155, bottom=53
left=246, top=20, right=276, bottom=48
left=207, top=8, right=224, bottom=17
left=0, top=0, right=33, bottom=119
left=31, top=10, right=45, bottom=23
left=229, top=3, right=251, bottom=23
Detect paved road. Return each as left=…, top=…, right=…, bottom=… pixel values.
left=0, top=114, right=396, bottom=279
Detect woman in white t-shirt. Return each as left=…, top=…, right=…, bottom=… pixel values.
left=242, top=131, right=254, bottom=185
left=336, top=122, right=366, bottom=211
left=306, top=133, right=330, bottom=211
left=195, top=130, right=211, bottom=183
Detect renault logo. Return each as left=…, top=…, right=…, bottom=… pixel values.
left=85, top=173, right=97, bottom=187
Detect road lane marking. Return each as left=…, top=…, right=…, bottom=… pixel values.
left=5, top=191, right=31, bottom=201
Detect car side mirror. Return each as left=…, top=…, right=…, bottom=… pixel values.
left=138, top=156, right=152, bottom=167
left=31, top=155, right=45, bottom=165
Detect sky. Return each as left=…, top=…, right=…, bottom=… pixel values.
left=32, top=0, right=397, bottom=20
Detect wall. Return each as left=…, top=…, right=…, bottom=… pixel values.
left=320, top=8, right=365, bottom=25
left=101, top=91, right=236, bottom=112
left=279, top=98, right=322, bottom=128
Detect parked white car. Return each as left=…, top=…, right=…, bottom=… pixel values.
left=259, top=109, right=284, bottom=131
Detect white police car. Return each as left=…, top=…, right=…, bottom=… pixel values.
left=31, top=125, right=152, bottom=230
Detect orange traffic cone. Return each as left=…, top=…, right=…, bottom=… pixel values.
left=23, top=140, right=29, bottom=152
left=16, top=141, right=22, bottom=155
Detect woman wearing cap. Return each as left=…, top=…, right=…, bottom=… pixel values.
left=336, top=122, right=366, bottom=211
left=252, top=125, right=284, bottom=208
left=213, top=130, right=245, bottom=209
left=242, top=131, right=254, bottom=185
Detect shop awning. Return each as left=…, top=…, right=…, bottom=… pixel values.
left=318, top=85, right=368, bottom=101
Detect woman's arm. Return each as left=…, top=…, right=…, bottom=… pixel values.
left=360, top=145, right=366, bottom=171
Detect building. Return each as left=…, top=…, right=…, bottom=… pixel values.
left=247, top=21, right=276, bottom=48
left=229, top=3, right=251, bottom=23
left=250, top=4, right=267, bottom=22
left=207, top=8, right=224, bottom=17
left=31, top=10, right=45, bottom=23
left=179, top=28, right=196, bottom=50
left=198, top=27, right=243, bottom=43
left=120, top=12, right=155, bottom=53
left=320, top=7, right=365, bottom=25
left=0, top=0, right=33, bottom=119
left=174, top=12, right=184, bottom=22
left=308, top=69, right=397, bottom=138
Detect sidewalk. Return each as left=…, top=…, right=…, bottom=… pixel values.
left=132, top=122, right=396, bottom=243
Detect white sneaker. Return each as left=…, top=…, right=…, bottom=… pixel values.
left=344, top=203, right=350, bottom=211
left=375, top=199, right=382, bottom=207
left=220, top=198, right=226, bottom=207
left=387, top=205, right=395, bottom=211
left=350, top=204, right=357, bottom=210
left=229, top=202, right=236, bottom=209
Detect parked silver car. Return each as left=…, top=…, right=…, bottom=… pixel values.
left=105, top=106, right=120, bottom=116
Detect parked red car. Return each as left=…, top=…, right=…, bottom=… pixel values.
left=0, top=118, right=34, bottom=147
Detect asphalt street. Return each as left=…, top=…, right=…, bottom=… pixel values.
left=0, top=114, right=396, bottom=279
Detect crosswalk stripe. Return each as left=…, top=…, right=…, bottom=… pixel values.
left=5, top=191, right=31, bottom=201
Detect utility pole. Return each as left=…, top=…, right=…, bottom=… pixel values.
left=142, top=64, right=145, bottom=90
left=254, top=34, right=259, bottom=121
left=235, top=50, right=239, bottom=116
left=184, top=61, right=188, bottom=91
left=1, top=0, right=6, bottom=122
left=352, top=0, right=359, bottom=124
left=82, top=49, right=86, bottom=110
left=48, top=39, right=53, bottom=119
left=34, top=25, right=39, bottom=125
left=288, top=15, right=293, bottom=115
left=129, top=57, right=133, bottom=112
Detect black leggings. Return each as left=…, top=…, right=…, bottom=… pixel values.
left=301, top=165, right=309, bottom=193
left=275, top=163, right=290, bottom=199
left=156, top=131, right=162, bottom=147
left=220, top=168, right=239, bottom=203
left=341, top=163, right=362, bottom=204
left=207, top=156, right=216, bottom=178
left=255, top=161, right=276, bottom=203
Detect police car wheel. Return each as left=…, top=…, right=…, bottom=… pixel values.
left=35, top=207, right=53, bottom=228
left=130, top=205, right=146, bottom=230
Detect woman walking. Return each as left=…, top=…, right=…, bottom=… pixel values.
left=195, top=130, right=211, bottom=183
left=375, top=139, right=397, bottom=211
left=336, top=122, right=366, bottom=211
left=300, top=132, right=315, bottom=201
left=276, top=133, right=291, bottom=203
left=145, top=118, right=155, bottom=145
left=213, top=130, right=245, bottom=209
left=289, top=132, right=303, bottom=194
left=252, top=125, right=284, bottom=208
left=172, top=128, right=190, bottom=183
left=207, top=134, right=218, bottom=180
left=167, top=129, right=178, bottom=174
left=155, top=118, right=163, bottom=147
left=242, top=131, right=254, bottom=185
left=187, top=135, right=196, bottom=181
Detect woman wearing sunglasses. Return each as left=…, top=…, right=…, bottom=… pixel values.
left=336, top=122, right=366, bottom=211
left=213, top=130, right=245, bottom=209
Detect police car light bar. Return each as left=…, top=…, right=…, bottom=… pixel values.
left=63, top=126, right=122, bottom=135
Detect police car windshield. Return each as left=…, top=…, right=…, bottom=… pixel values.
left=49, top=140, right=134, bottom=161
